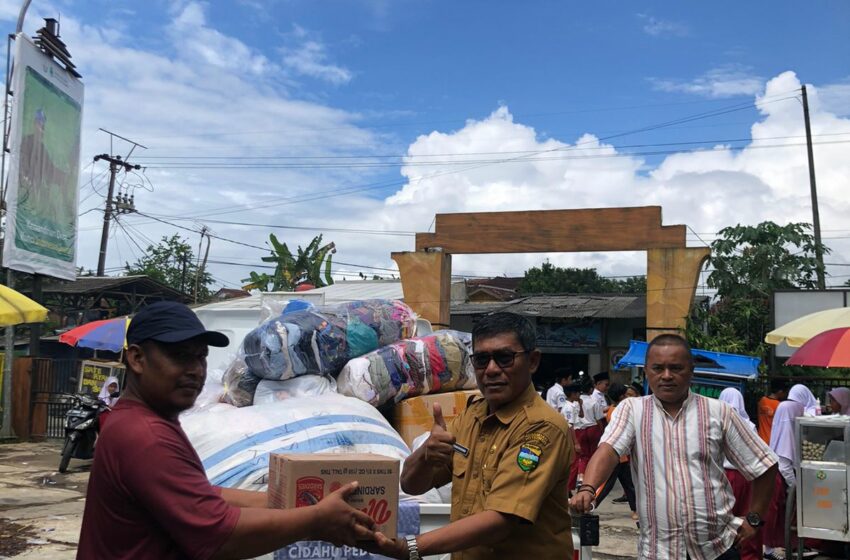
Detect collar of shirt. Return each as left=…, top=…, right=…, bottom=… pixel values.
left=471, top=383, right=538, bottom=425
left=650, top=390, right=694, bottom=419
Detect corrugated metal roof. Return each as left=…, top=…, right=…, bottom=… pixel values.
left=451, top=294, right=646, bottom=319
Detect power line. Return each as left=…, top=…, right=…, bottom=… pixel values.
left=130, top=94, right=803, bottom=221
left=133, top=131, right=850, bottom=163
left=127, top=88, right=802, bottom=142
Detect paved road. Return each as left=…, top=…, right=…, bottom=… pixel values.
left=0, top=440, right=640, bottom=559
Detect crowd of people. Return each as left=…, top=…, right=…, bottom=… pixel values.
left=76, top=303, right=849, bottom=560
left=547, top=356, right=850, bottom=560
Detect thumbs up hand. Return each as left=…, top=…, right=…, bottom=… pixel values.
left=424, top=403, right=456, bottom=468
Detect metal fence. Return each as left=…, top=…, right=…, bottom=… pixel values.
left=30, top=358, right=80, bottom=439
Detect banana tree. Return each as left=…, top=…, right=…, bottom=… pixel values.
left=243, top=234, right=336, bottom=292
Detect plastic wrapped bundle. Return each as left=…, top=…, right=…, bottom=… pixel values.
left=337, top=330, right=476, bottom=407
left=182, top=393, right=411, bottom=490
left=242, top=299, right=416, bottom=381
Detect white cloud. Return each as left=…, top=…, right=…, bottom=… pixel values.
left=818, top=80, right=850, bottom=116
left=169, top=2, right=274, bottom=76
left=651, top=64, right=764, bottom=98
left=281, top=25, right=353, bottom=85
left=374, top=72, right=850, bottom=282
left=637, top=14, right=689, bottom=37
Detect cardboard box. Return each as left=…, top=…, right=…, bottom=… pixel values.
left=393, top=390, right=480, bottom=448
left=268, top=453, right=400, bottom=538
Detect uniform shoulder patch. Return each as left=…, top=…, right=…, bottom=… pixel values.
left=522, top=431, right=551, bottom=448
left=517, top=444, right=542, bottom=472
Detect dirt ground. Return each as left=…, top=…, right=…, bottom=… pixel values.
left=0, top=439, right=645, bottom=559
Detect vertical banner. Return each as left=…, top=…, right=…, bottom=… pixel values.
left=3, top=34, right=84, bottom=281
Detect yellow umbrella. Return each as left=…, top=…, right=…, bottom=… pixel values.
left=0, top=283, right=48, bottom=326
left=765, top=307, right=850, bottom=348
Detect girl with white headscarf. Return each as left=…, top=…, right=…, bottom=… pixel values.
left=764, top=384, right=817, bottom=554
left=98, top=376, right=121, bottom=407
left=718, top=388, right=762, bottom=560
left=828, top=387, right=850, bottom=415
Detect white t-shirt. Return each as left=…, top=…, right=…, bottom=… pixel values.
left=545, top=383, right=567, bottom=412
left=575, top=394, right=603, bottom=429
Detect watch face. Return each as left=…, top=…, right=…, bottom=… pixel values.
left=746, top=512, right=762, bottom=526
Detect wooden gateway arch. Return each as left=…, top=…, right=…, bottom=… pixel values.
left=391, top=206, right=709, bottom=341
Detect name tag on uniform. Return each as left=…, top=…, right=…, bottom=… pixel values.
left=452, top=443, right=469, bottom=457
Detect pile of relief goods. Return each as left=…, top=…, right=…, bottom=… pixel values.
left=183, top=298, right=478, bottom=496
left=220, top=299, right=476, bottom=408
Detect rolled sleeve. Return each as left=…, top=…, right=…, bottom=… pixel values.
left=722, top=407, right=778, bottom=481
left=483, top=421, right=572, bottom=523
left=600, top=398, right=635, bottom=458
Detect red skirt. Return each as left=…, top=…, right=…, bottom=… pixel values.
left=763, top=470, right=787, bottom=548
left=725, top=468, right=762, bottom=560
left=574, top=425, right=603, bottom=475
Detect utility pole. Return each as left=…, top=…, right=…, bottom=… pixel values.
left=94, top=154, right=140, bottom=276
left=194, top=226, right=211, bottom=304
left=801, top=85, right=826, bottom=290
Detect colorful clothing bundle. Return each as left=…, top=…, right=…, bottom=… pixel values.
left=222, top=299, right=416, bottom=407
left=336, top=330, right=476, bottom=407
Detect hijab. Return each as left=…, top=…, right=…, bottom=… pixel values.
left=829, top=387, right=850, bottom=415
left=769, top=387, right=809, bottom=462
left=718, top=387, right=755, bottom=430
left=788, top=384, right=818, bottom=417
left=98, top=376, right=121, bottom=407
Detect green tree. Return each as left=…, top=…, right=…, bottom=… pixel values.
left=243, top=234, right=336, bottom=292
left=518, top=261, right=645, bottom=295
left=125, top=234, right=214, bottom=301
left=686, top=221, right=830, bottom=361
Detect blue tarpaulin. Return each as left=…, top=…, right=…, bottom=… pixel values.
left=616, top=340, right=760, bottom=379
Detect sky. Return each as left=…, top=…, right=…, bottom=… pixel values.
left=1, top=0, right=849, bottom=293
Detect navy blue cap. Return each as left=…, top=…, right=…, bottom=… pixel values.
left=127, top=301, right=229, bottom=347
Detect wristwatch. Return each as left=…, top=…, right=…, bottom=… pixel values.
left=745, top=512, right=764, bottom=528
left=405, top=535, right=421, bottom=560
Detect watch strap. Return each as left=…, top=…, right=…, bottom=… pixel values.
left=406, top=535, right=421, bottom=560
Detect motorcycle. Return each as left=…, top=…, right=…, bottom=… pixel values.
left=58, top=392, right=115, bottom=473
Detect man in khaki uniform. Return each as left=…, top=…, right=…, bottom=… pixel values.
left=371, top=312, right=574, bottom=559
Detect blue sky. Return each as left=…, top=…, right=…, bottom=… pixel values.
left=2, top=0, right=849, bottom=287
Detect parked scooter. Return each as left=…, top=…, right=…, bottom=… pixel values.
left=58, top=392, right=115, bottom=473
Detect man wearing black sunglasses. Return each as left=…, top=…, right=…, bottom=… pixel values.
left=372, top=312, right=574, bottom=559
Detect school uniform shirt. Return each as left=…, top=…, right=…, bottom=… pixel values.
left=545, top=382, right=567, bottom=412
left=445, top=384, right=575, bottom=559
left=574, top=394, right=604, bottom=430
left=601, top=392, right=777, bottom=560
left=561, top=400, right=581, bottom=428
left=591, top=388, right=608, bottom=411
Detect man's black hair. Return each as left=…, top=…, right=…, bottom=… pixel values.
left=472, top=312, right=537, bottom=351
left=645, top=333, right=694, bottom=365
left=769, top=378, right=791, bottom=394
left=608, top=382, right=628, bottom=402
left=553, top=367, right=572, bottom=382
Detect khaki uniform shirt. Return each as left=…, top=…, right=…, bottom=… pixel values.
left=445, top=384, right=575, bottom=559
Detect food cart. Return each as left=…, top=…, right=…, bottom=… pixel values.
left=791, top=415, right=850, bottom=557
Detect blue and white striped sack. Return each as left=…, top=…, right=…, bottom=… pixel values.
left=182, top=393, right=411, bottom=490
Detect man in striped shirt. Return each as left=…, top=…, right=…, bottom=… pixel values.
left=570, top=334, right=778, bottom=560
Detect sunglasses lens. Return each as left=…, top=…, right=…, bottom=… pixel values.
left=492, top=352, right=515, bottom=368
left=471, top=353, right=491, bottom=369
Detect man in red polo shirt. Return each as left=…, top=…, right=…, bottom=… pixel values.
left=77, top=301, right=375, bottom=559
